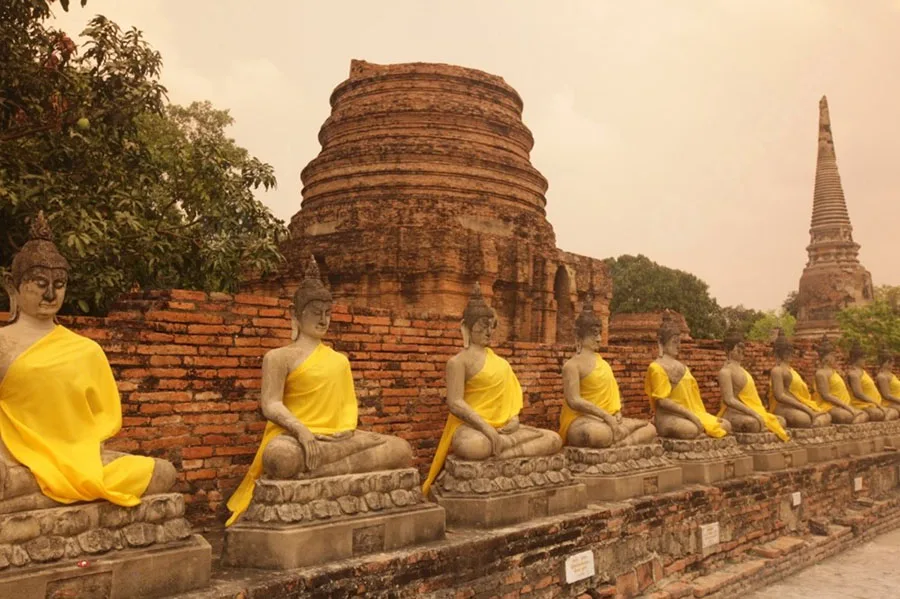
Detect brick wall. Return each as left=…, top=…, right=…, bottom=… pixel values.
left=0, top=290, right=834, bottom=527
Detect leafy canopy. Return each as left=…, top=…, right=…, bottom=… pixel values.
left=837, top=285, right=900, bottom=357
left=1, top=0, right=287, bottom=314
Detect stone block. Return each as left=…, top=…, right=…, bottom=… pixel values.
left=659, top=437, right=753, bottom=484
left=433, top=455, right=571, bottom=497
left=564, top=445, right=682, bottom=501
left=732, top=431, right=808, bottom=472
left=433, top=483, right=587, bottom=529
left=574, top=466, right=683, bottom=502
left=223, top=505, right=446, bottom=570
left=0, top=534, right=210, bottom=599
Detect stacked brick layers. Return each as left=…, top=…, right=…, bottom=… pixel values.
left=0, top=289, right=848, bottom=528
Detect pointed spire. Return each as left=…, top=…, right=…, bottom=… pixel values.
left=809, top=95, right=857, bottom=255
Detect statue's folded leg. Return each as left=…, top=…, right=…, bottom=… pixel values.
left=885, top=407, right=900, bottom=421
left=500, top=425, right=561, bottom=458
left=863, top=406, right=886, bottom=421
left=619, top=418, right=658, bottom=445
left=101, top=450, right=177, bottom=495
left=720, top=407, right=761, bottom=433
left=774, top=405, right=812, bottom=428
left=654, top=412, right=701, bottom=439
left=566, top=416, right=614, bottom=448
left=262, top=431, right=412, bottom=479
left=0, top=441, right=41, bottom=500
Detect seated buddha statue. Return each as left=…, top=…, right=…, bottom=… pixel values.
left=716, top=330, right=789, bottom=440
left=226, top=257, right=412, bottom=525
left=644, top=312, right=732, bottom=439
left=768, top=329, right=832, bottom=428
left=811, top=336, right=867, bottom=424
left=0, top=212, right=176, bottom=513
left=847, top=343, right=898, bottom=421
left=876, top=349, right=900, bottom=411
left=559, top=296, right=657, bottom=447
left=422, top=284, right=562, bottom=496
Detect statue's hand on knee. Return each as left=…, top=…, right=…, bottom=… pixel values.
left=315, top=430, right=353, bottom=443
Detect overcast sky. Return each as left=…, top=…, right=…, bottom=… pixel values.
left=52, top=1, right=900, bottom=311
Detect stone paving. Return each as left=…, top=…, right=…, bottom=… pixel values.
left=748, top=528, right=900, bottom=598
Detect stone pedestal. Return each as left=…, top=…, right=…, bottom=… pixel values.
left=223, top=468, right=445, bottom=570
left=0, top=493, right=211, bottom=599
left=430, top=454, right=587, bottom=528
left=789, top=425, right=848, bottom=462
left=732, top=432, right=808, bottom=472
left=871, top=420, right=900, bottom=450
left=564, top=444, right=682, bottom=502
left=659, top=437, right=753, bottom=484
left=836, top=423, right=886, bottom=456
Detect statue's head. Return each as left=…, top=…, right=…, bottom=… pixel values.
left=657, top=310, right=682, bottom=358
left=290, top=256, right=333, bottom=341
left=461, top=283, right=496, bottom=349
left=575, top=293, right=602, bottom=353
left=878, top=348, right=895, bottom=370
left=814, top=335, right=835, bottom=366
left=3, top=211, right=69, bottom=323
left=773, top=328, right=793, bottom=361
left=848, top=342, right=866, bottom=367
left=723, top=328, right=745, bottom=362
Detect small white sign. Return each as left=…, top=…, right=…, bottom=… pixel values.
left=791, top=491, right=802, bottom=507
left=700, top=522, right=720, bottom=548
left=564, top=550, right=596, bottom=584
left=854, top=476, right=863, bottom=492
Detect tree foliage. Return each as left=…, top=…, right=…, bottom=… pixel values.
left=1, top=0, right=287, bottom=314
left=837, top=285, right=900, bottom=358
left=604, top=254, right=726, bottom=339
left=746, top=310, right=796, bottom=342
left=781, top=291, right=799, bottom=318
left=721, top=305, right=766, bottom=337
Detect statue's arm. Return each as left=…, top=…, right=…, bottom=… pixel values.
left=718, top=370, right=759, bottom=419
left=445, top=357, right=497, bottom=439
left=563, top=361, right=614, bottom=425
left=259, top=351, right=313, bottom=442
left=848, top=371, right=878, bottom=405
left=771, top=370, right=814, bottom=415
left=877, top=375, right=900, bottom=405
left=815, top=371, right=853, bottom=411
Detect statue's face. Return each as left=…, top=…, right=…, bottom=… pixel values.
left=775, top=348, right=793, bottom=362
left=729, top=343, right=745, bottom=362
left=14, top=267, right=67, bottom=320
left=884, top=358, right=895, bottom=370
left=579, top=325, right=602, bottom=352
left=822, top=351, right=835, bottom=367
left=469, top=316, right=496, bottom=347
left=298, top=300, right=331, bottom=340
left=853, top=355, right=866, bottom=367
left=662, top=336, right=680, bottom=358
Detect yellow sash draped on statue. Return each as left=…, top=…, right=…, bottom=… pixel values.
left=226, top=343, right=358, bottom=525
left=0, top=326, right=154, bottom=506
left=718, top=368, right=789, bottom=441
left=422, top=348, right=522, bottom=496
left=854, top=371, right=884, bottom=408
left=812, top=371, right=851, bottom=412
left=559, top=354, right=621, bottom=442
left=645, top=362, right=727, bottom=438
left=768, top=368, right=821, bottom=413
left=891, top=375, right=900, bottom=398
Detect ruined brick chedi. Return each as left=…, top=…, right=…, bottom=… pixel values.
left=794, top=96, right=874, bottom=339
left=246, top=60, right=609, bottom=343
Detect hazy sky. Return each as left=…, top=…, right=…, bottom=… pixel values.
left=52, top=1, right=900, bottom=311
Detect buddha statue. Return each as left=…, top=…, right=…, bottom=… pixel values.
left=847, top=343, right=898, bottom=421
left=716, top=330, right=789, bottom=440
left=811, top=336, right=867, bottom=424
left=422, top=284, right=562, bottom=496
left=768, top=329, right=831, bottom=428
left=226, top=257, right=413, bottom=525
left=0, top=212, right=176, bottom=513
left=559, top=296, right=657, bottom=447
left=875, top=349, right=900, bottom=410
left=645, top=312, right=732, bottom=439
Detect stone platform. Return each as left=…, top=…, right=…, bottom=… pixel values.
left=836, top=423, right=886, bottom=456
left=0, top=493, right=211, bottom=599
left=873, top=420, right=900, bottom=449
left=732, top=432, right=808, bottom=472
left=564, top=444, right=682, bottom=501
left=430, top=454, right=587, bottom=528
left=660, top=436, right=753, bottom=484
left=222, top=468, right=445, bottom=570
left=790, top=425, right=849, bottom=462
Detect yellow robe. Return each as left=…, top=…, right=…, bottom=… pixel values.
left=855, top=370, right=884, bottom=408
left=422, top=348, right=522, bottom=496
left=811, top=370, right=852, bottom=412
left=645, top=362, right=727, bottom=438
left=0, top=326, right=154, bottom=506
left=767, top=368, right=821, bottom=413
left=226, top=343, right=358, bottom=525
left=558, top=354, right=621, bottom=442
left=717, top=368, right=789, bottom=441
left=891, top=374, right=900, bottom=399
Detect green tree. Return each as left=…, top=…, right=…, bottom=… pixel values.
left=837, top=298, right=900, bottom=358
left=1, top=1, right=286, bottom=314
left=782, top=291, right=800, bottom=318
left=746, top=310, right=796, bottom=342
left=721, top=305, right=766, bottom=337
left=604, top=254, right=726, bottom=339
